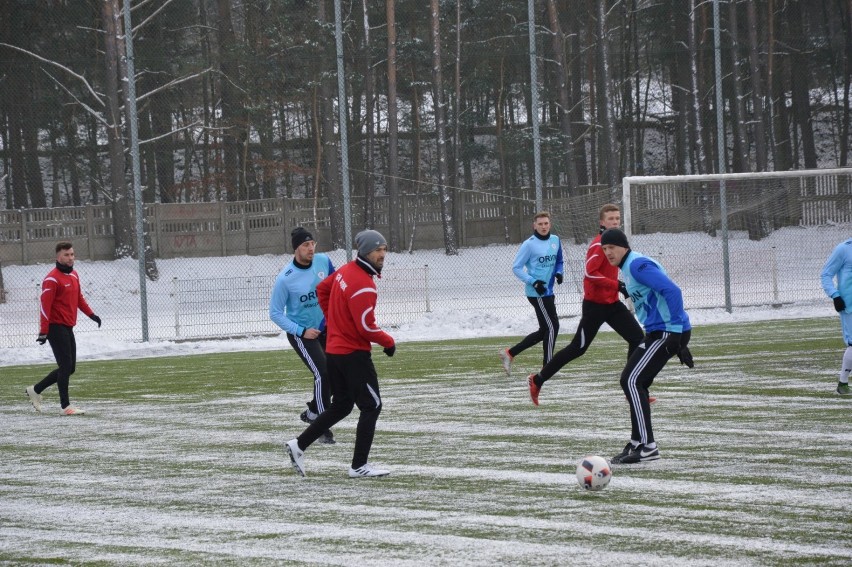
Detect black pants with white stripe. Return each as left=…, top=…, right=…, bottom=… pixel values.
left=621, top=329, right=691, bottom=446
left=538, top=299, right=643, bottom=383
left=297, top=351, right=382, bottom=469
left=287, top=332, right=330, bottom=416
left=509, top=295, right=560, bottom=367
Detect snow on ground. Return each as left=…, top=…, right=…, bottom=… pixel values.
left=0, top=224, right=846, bottom=366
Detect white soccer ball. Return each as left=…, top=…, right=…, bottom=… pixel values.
left=575, top=455, right=612, bottom=491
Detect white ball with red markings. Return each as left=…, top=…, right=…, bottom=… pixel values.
left=575, top=455, right=612, bottom=491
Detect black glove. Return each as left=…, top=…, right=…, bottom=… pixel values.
left=677, top=346, right=694, bottom=368
left=37, top=334, right=47, bottom=345
left=532, top=280, right=547, bottom=296
left=89, top=314, right=102, bottom=328
left=618, top=281, right=629, bottom=299
left=834, top=296, right=846, bottom=312
left=555, top=273, right=563, bottom=285
left=663, top=332, right=682, bottom=356
left=383, top=345, right=396, bottom=357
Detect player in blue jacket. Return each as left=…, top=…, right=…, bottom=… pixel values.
left=600, top=228, right=694, bottom=464
left=500, top=211, right=564, bottom=375
left=820, top=238, right=852, bottom=395
left=270, top=227, right=336, bottom=443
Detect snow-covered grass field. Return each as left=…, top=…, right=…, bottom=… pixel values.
left=1, top=318, right=850, bottom=565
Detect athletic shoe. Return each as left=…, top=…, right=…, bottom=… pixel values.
left=499, top=348, right=513, bottom=376
left=300, top=409, right=318, bottom=424
left=61, top=406, right=86, bottom=416
left=528, top=374, right=540, bottom=406
left=320, top=430, right=336, bottom=444
left=285, top=439, right=306, bottom=477
left=348, top=463, right=390, bottom=478
left=25, top=386, right=42, bottom=413
left=837, top=382, right=850, bottom=395
left=613, top=441, right=637, bottom=461
left=612, top=443, right=660, bottom=464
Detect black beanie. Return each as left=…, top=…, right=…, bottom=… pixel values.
left=600, top=228, right=629, bottom=249
left=291, top=227, right=314, bottom=250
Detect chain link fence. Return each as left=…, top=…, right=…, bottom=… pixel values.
left=0, top=193, right=847, bottom=349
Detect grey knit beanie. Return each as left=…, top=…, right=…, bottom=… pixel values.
left=355, top=229, right=387, bottom=256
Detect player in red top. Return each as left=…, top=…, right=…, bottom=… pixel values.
left=527, top=204, right=644, bottom=405
left=26, top=241, right=101, bottom=415
left=285, top=230, right=395, bottom=479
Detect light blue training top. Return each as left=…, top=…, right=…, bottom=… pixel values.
left=269, top=253, right=335, bottom=336
left=512, top=233, right=564, bottom=297
left=621, top=250, right=691, bottom=333
left=821, top=238, right=852, bottom=313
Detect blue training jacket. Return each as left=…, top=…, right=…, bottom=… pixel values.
left=821, top=238, right=852, bottom=313
left=269, top=253, right=335, bottom=336
left=512, top=233, right=564, bottom=297
left=621, top=250, right=691, bottom=333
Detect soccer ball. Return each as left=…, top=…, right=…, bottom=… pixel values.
left=575, top=455, right=612, bottom=491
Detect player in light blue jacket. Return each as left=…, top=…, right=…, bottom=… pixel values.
left=820, top=238, right=852, bottom=395
left=499, top=212, right=564, bottom=375
left=600, top=228, right=694, bottom=464
left=270, top=227, right=336, bottom=442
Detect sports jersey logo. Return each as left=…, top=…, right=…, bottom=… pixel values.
left=537, top=254, right=557, bottom=263
left=317, top=271, right=326, bottom=279
left=300, top=291, right=317, bottom=302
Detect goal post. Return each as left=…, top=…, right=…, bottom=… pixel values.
left=622, top=167, right=852, bottom=313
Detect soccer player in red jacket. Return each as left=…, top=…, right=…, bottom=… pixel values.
left=527, top=204, right=644, bottom=405
left=285, top=230, right=395, bottom=478
left=26, top=241, right=101, bottom=415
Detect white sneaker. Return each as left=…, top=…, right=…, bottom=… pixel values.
left=285, top=439, right=306, bottom=477
left=61, top=406, right=86, bottom=416
left=25, top=386, right=42, bottom=413
left=499, top=348, right=513, bottom=376
left=348, top=463, right=390, bottom=478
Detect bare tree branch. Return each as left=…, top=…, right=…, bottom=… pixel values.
left=136, top=67, right=213, bottom=104
left=138, top=121, right=202, bottom=146
left=129, top=0, right=180, bottom=35
left=41, top=70, right=110, bottom=128
left=0, top=42, right=105, bottom=105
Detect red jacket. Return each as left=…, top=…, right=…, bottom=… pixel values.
left=39, top=266, right=94, bottom=334
left=316, top=257, right=395, bottom=355
left=583, top=233, right=620, bottom=304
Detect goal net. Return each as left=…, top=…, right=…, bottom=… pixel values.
left=621, top=167, right=852, bottom=311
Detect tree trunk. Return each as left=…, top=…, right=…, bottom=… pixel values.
left=688, top=0, right=707, bottom=175
left=596, top=0, right=619, bottom=195
left=386, top=0, right=401, bottom=251
left=787, top=0, right=817, bottom=169
left=102, top=0, right=133, bottom=258
left=567, top=7, right=588, bottom=185
left=746, top=0, right=768, bottom=171
left=316, top=0, right=344, bottom=247
left=430, top=0, right=457, bottom=255
left=727, top=0, right=752, bottom=172
left=362, top=0, right=376, bottom=229
left=62, top=107, right=82, bottom=206
left=545, top=0, right=578, bottom=190
left=215, top=0, right=244, bottom=200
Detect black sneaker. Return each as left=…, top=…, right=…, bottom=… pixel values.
left=613, top=443, right=660, bottom=464
left=300, top=409, right=317, bottom=424
left=612, top=441, right=636, bottom=462
left=320, top=430, right=336, bottom=444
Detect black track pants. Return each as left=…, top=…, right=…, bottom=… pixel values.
left=509, top=295, right=560, bottom=367
left=297, top=351, right=382, bottom=469
left=34, top=324, right=77, bottom=409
